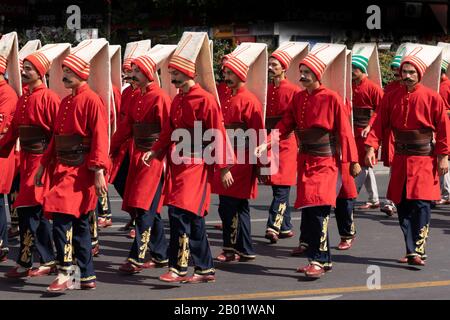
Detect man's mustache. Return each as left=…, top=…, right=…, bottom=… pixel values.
left=171, top=80, right=182, bottom=84
left=225, top=80, right=233, bottom=85
left=131, top=76, right=139, bottom=82
left=299, top=77, right=309, bottom=82
left=21, top=74, right=29, bottom=79
left=403, top=78, right=414, bottom=83
left=62, top=77, right=72, bottom=83
left=123, top=76, right=132, bottom=81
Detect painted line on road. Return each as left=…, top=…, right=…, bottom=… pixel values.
left=283, top=294, right=342, bottom=300
left=171, top=279, right=450, bottom=300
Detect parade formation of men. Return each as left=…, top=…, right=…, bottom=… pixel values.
left=0, top=29, right=450, bottom=291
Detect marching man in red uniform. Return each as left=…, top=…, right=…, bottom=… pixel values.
left=212, top=42, right=266, bottom=262
left=0, top=32, right=20, bottom=263
left=263, top=42, right=308, bottom=244
left=111, top=44, right=176, bottom=273
left=256, top=44, right=359, bottom=278
left=1, top=41, right=71, bottom=277
left=143, top=32, right=230, bottom=283
left=365, top=44, right=448, bottom=267
left=35, top=39, right=111, bottom=292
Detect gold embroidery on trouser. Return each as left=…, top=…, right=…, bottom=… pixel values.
left=319, top=216, right=329, bottom=252
left=274, top=202, right=287, bottom=231
left=350, top=211, right=356, bottom=236
left=415, top=224, right=429, bottom=255
left=230, top=213, right=238, bottom=246
left=99, top=192, right=108, bottom=212
left=64, top=227, right=73, bottom=263
left=88, top=210, right=98, bottom=240
left=20, top=229, right=34, bottom=264
left=177, top=234, right=189, bottom=268
left=138, top=228, right=151, bottom=259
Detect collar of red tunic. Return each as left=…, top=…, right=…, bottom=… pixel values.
left=27, top=82, right=46, bottom=94
left=352, top=75, right=367, bottom=88
left=305, top=84, right=324, bottom=96
left=402, top=82, right=422, bottom=93
left=231, top=85, right=247, bottom=96
left=141, top=81, right=158, bottom=95
left=0, top=79, right=6, bottom=87
left=180, top=83, right=200, bottom=96
left=72, top=82, right=90, bottom=96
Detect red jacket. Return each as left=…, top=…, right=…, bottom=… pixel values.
left=366, top=83, right=449, bottom=203
left=111, top=82, right=171, bottom=213
left=0, top=83, right=59, bottom=206
left=41, top=83, right=109, bottom=218
left=274, top=85, right=358, bottom=208
left=212, top=85, right=264, bottom=199
left=0, top=80, right=19, bottom=194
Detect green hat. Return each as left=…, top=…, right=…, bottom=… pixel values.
left=442, top=59, right=449, bottom=73
left=352, top=54, right=368, bottom=73
left=390, top=55, right=402, bottom=69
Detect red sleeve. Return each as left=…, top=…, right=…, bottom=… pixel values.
left=0, top=94, right=19, bottom=157
left=268, top=94, right=298, bottom=144
left=365, top=94, right=389, bottom=150
left=151, top=100, right=176, bottom=157
left=335, top=95, right=358, bottom=163
left=434, top=94, right=449, bottom=156
left=368, top=85, right=384, bottom=127
left=110, top=109, right=133, bottom=156
left=87, top=97, right=110, bottom=171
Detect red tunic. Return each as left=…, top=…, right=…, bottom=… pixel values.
left=352, top=76, right=384, bottom=166
left=151, top=83, right=228, bottom=216
left=0, top=80, right=19, bottom=194
left=265, top=79, right=300, bottom=186
left=40, top=84, right=109, bottom=218
left=110, top=85, right=122, bottom=132
left=212, top=85, right=264, bottom=199
left=109, top=85, right=138, bottom=183
left=0, top=83, right=59, bottom=207
left=110, top=82, right=171, bottom=213
left=274, top=85, right=358, bottom=208
left=384, top=80, right=403, bottom=95
left=440, top=75, right=450, bottom=107
left=365, top=84, right=449, bottom=204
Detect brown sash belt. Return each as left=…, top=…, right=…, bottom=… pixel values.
left=295, top=127, right=336, bottom=156
left=225, top=122, right=250, bottom=150
left=353, top=107, right=373, bottom=128
left=55, top=135, right=91, bottom=166
left=265, top=116, right=282, bottom=131
left=394, top=129, right=433, bottom=156
left=132, top=122, right=161, bottom=152
left=18, top=125, right=49, bottom=154
left=173, top=126, right=207, bottom=157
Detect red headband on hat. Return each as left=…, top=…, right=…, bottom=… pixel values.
left=0, top=56, right=7, bottom=74
left=400, top=56, right=427, bottom=81
left=299, top=53, right=326, bottom=81
left=168, top=55, right=196, bottom=78
left=62, top=54, right=90, bottom=80
left=132, top=55, right=156, bottom=81
left=24, top=52, right=51, bottom=78
left=223, top=56, right=249, bottom=82
left=270, top=51, right=291, bottom=70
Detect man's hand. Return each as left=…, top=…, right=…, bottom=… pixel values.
left=361, top=125, right=371, bottom=138
left=365, top=146, right=376, bottom=168
left=254, top=143, right=268, bottom=158
left=94, top=169, right=108, bottom=197
left=142, top=151, right=154, bottom=166
left=437, top=154, right=449, bottom=176
left=221, top=167, right=234, bottom=189
left=350, top=162, right=362, bottom=178
left=34, top=165, right=45, bottom=187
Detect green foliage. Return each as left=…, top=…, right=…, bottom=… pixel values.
left=18, top=27, right=77, bottom=47
left=212, top=38, right=235, bottom=82
left=379, top=51, right=395, bottom=87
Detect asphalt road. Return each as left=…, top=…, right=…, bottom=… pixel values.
left=1, top=165, right=450, bottom=300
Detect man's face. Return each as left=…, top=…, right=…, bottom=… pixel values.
left=391, top=66, right=400, bottom=80
left=352, top=66, right=364, bottom=81
left=222, top=66, right=243, bottom=90
left=268, top=57, right=284, bottom=80
left=131, top=64, right=149, bottom=88
left=21, top=60, right=40, bottom=84
left=299, top=64, right=317, bottom=87
left=168, top=67, right=191, bottom=88
left=62, top=66, right=82, bottom=89
left=401, top=63, right=419, bottom=87
left=123, top=68, right=134, bottom=84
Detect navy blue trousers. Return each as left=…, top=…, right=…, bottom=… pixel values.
left=266, top=186, right=293, bottom=235
left=0, top=196, right=8, bottom=255
left=334, top=198, right=356, bottom=239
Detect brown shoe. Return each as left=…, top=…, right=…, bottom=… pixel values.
left=98, top=218, right=112, bottom=228
left=291, top=245, right=308, bottom=256
left=5, top=266, right=31, bottom=278
left=29, top=265, right=57, bottom=277
left=0, top=250, right=7, bottom=263
left=297, top=264, right=332, bottom=273
left=264, top=230, right=278, bottom=244
left=119, top=262, right=143, bottom=274
left=214, top=224, right=223, bottom=230
left=7, top=227, right=19, bottom=239
left=279, top=231, right=295, bottom=239
left=304, top=264, right=326, bottom=278
left=407, top=255, right=425, bottom=266
left=397, top=256, right=408, bottom=263
left=47, top=274, right=74, bottom=292
left=337, top=237, right=355, bottom=250
left=91, top=244, right=100, bottom=257
left=80, top=281, right=96, bottom=290
left=127, top=229, right=136, bottom=239
left=182, top=273, right=215, bottom=284
left=142, top=260, right=168, bottom=269
left=215, top=252, right=240, bottom=262
left=159, top=271, right=187, bottom=283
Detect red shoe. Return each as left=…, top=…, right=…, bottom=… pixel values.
left=29, top=265, right=57, bottom=277
left=358, top=202, right=380, bottom=210
left=92, top=244, right=100, bottom=257
left=182, top=273, right=215, bottom=284
left=397, top=256, right=408, bottom=263
left=0, top=251, right=7, bottom=263
left=265, top=230, right=278, bottom=244
left=80, top=281, right=96, bottom=290
left=407, top=255, right=425, bottom=266
left=127, top=229, right=136, bottom=239
left=215, top=252, right=240, bottom=262
left=119, top=262, right=143, bottom=274
left=291, top=245, right=308, bottom=256
left=119, top=219, right=134, bottom=231
left=214, top=224, right=223, bottom=230
left=337, top=237, right=355, bottom=250
left=304, top=264, right=325, bottom=278
left=159, top=271, right=187, bottom=283
left=47, top=274, right=74, bottom=292
left=5, top=266, right=31, bottom=278
left=98, top=218, right=112, bottom=228
left=380, top=205, right=395, bottom=217
left=279, top=231, right=295, bottom=239
left=142, top=260, right=168, bottom=269
left=297, top=264, right=332, bottom=273
left=7, top=227, right=19, bottom=239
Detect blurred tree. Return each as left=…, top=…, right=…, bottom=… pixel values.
left=379, top=50, right=395, bottom=87
left=212, top=38, right=234, bottom=82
